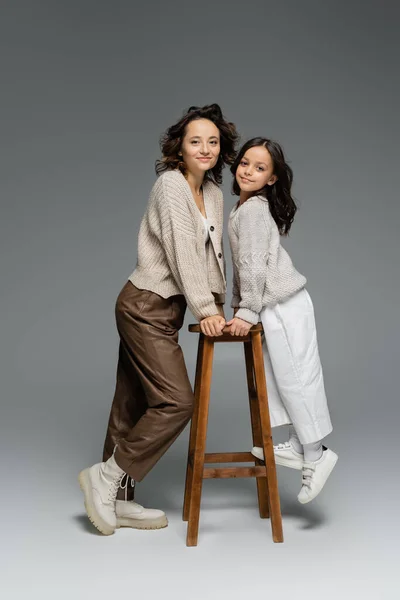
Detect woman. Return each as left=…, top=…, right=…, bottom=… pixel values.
left=79, top=104, right=238, bottom=535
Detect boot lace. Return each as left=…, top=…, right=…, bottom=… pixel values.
left=108, top=473, right=125, bottom=502
left=119, top=474, right=136, bottom=502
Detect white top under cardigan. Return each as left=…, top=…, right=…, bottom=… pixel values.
left=130, top=170, right=226, bottom=321
left=228, top=195, right=307, bottom=325
left=202, top=215, right=210, bottom=243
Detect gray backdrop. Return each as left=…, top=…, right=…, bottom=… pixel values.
left=1, top=1, right=399, bottom=599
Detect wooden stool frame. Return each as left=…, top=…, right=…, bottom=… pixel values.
left=183, top=323, right=284, bottom=546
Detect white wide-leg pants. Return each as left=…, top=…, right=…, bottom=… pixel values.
left=260, top=288, right=333, bottom=445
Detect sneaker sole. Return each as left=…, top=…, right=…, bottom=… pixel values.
left=251, top=447, right=303, bottom=470
left=78, top=469, right=115, bottom=536
left=297, top=453, right=338, bottom=504
left=116, top=516, right=168, bottom=530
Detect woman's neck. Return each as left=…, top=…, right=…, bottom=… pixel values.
left=185, top=170, right=204, bottom=196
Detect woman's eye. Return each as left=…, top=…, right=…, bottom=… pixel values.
left=210, top=140, right=218, bottom=145
left=240, top=161, right=247, bottom=166
left=191, top=141, right=199, bottom=144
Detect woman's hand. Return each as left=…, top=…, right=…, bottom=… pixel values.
left=225, top=316, right=253, bottom=336
left=200, top=315, right=226, bottom=337
left=216, top=304, right=225, bottom=318
left=233, top=307, right=239, bottom=316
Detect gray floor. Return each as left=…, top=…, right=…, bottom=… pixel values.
left=3, top=352, right=399, bottom=600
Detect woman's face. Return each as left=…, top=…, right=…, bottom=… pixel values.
left=236, top=145, right=277, bottom=193
left=180, top=118, right=220, bottom=176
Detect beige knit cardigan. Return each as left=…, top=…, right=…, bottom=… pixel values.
left=129, top=170, right=226, bottom=321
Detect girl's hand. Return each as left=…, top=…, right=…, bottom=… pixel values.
left=226, top=316, right=252, bottom=337
left=233, top=307, right=239, bottom=316
left=200, top=315, right=226, bottom=337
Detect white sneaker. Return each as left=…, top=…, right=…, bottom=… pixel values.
left=116, top=501, right=168, bottom=530
left=251, top=441, right=304, bottom=470
left=78, top=454, right=125, bottom=535
left=297, top=447, right=338, bottom=504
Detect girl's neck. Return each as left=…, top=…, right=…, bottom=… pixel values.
left=239, top=189, right=266, bottom=205
left=239, top=191, right=252, bottom=205
left=185, top=170, right=204, bottom=196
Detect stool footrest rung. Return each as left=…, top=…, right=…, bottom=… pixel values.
left=204, top=452, right=255, bottom=463
left=203, top=466, right=267, bottom=479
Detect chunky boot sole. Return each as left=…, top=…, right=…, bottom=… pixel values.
left=116, top=515, right=168, bottom=530
left=78, top=469, right=115, bottom=536
left=251, top=446, right=303, bottom=470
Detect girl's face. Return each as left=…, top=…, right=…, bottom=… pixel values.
left=180, top=118, right=220, bottom=176
left=236, top=145, right=277, bottom=193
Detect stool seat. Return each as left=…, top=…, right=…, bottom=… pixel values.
left=188, top=323, right=263, bottom=343
left=183, top=323, right=284, bottom=546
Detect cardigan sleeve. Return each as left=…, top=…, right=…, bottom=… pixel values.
left=231, top=266, right=241, bottom=308
left=234, top=201, right=271, bottom=325
left=159, top=176, right=220, bottom=321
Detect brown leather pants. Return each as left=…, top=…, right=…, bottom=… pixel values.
left=102, top=281, right=194, bottom=486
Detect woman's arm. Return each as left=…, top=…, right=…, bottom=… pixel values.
left=159, top=177, right=221, bottom=322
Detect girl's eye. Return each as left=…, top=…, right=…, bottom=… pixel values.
left=240, top=161, right=247, bottom=166
left=257, top=167, right=265, bottom=172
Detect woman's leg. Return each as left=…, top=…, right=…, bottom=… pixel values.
left=79, top=283, right=193, bottom=534
left=103, top=344, right=147, bottom=464
left=111, top=283, right=193, bottom=482
left=103, top=343, right=147, bottom=501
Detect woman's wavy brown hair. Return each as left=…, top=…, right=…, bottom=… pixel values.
left=155, top=104, right=239, bottom=185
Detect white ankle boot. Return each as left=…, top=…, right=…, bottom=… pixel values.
left=79, top=455, right=125, bottom=535
left=115, top=475, right=168, bottom=530
left=116, top=501, right=168, bottom=530
left=251, top=441, right=304, bottom=470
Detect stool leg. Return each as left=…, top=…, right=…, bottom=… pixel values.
left=251, top=331, right=284, bottom=543
left=244, top=341, right=270, bottom=519
left=183, top=336, right=204, bottom=522
left=186, top=337, right=214, bottom=547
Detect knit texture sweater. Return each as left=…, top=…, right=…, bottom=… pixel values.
left=129, top=170, right=226, bottom=321
left=228, top=195, right=307, bottom=324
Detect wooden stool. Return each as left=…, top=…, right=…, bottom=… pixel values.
left=183, top=323, right=284, bottom=546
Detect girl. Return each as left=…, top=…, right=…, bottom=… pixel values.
left=226, top=138, right=337, bottom=504
left=79, top=105, right=238, bottom=535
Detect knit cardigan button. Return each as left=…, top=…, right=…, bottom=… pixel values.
left=210, top=226, right=215, bottom=232
left=218, top=253, right=222, bottom=258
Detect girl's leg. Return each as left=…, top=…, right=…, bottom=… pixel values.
left=251, top=345, right=304, bottom=469
left=260, top=289, right=337, bottom=502
left=261, top=336, right=291, bottom=428
left=288, top=425, right=304, bottom=455
left=260, top=288, right=333, bottom=445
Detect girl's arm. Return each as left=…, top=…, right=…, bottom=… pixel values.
left=231, top=266, right=241, bottom=309
left=235, top=201, right=270, bottom=325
